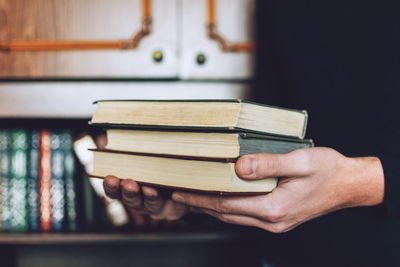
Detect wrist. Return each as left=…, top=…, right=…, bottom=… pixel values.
left=342, top=156, right=385, bottom=207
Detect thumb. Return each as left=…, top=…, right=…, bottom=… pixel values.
left=235, top=150, right=311, bottom=180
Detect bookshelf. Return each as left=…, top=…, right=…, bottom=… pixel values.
left=0, top=0, right=256, bottom=266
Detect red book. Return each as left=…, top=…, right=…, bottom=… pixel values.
left=39, top=130, right=52, bottom=232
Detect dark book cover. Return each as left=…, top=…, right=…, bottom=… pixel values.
left=9, top=130, right=29, bottom=232
left=62, top=131, right=78, bottom=232
left=50, top=131, right=66, bottom=231
left=28, top=130, right=40, bottom=232
left=1, top=131, right=11, bottom=231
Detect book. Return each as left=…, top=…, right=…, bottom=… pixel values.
left=62, top=131, right=78, bottom=232
left=50, top=131, right=66, bottom=231
left=9, top=130, right=29, bottom=232
left=39, top=130, right=52, bottom=232
left=106, top=129, right=313, bottom=159
left=90, top=100, right=308, bottom=139
left=28, top=130, right=40, bottom=231
left=91, top=149, right=278, bottom=194
left=0, top=131, right=11, bottom=231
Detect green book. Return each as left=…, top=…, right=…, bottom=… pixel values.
left=1, top=131, right=12, bottom=231
left=90, top=99, right=308, bottom=139
left=9, top=130, right=29, bottom=232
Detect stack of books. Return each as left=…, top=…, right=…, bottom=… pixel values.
left=0, top=129, right=78, bottom=232
left=90, top=100, right=313, bottom=194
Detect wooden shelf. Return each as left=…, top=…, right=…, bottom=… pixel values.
left=0, top=81, right=250, bottom=118
left=0, top=232, right=238, bottom=245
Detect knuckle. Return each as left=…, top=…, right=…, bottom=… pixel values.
left=256, top=156, right=281, bottom=177
left=215, top=197, right=228, bottom=213
left=263, top=202, right=285, bottom=222
left=291, top=150, right=313, bottom=175
left=267, top=223, right=287, bottom=234
left=122, top=195, right=142, bottom=208
left=217, top=214, right=233, bottom=224
left=144, top=200, right=163, bottom=214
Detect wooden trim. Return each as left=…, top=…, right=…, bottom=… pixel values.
left=206, top=0, right=255, bottom=53
left=0, top=0, right=152, bottom=52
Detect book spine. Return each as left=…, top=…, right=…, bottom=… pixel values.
left=62, top=131, right=78, bottom=231
left=39, top=130, right=52, bottom=232
left=50, top=131, right=66, bottom=231
left=28, top=130, right=40, bottom=231
left=1, top=131, right=11, bottom=232
left=9, top=130, right=29, bottom=232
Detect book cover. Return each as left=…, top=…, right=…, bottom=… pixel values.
left=62, top=131, right=78, bottom=231
left=90, top=99, right=308, bottom=139
left=0, top=131, right=11, bottom=231
left=50, top=131, right=66, bottom=231
left=28, top=130, right=40, bottom=231
left=39, top=130, right=52, bottom=232
left=9, top=130, right=29, bottom=232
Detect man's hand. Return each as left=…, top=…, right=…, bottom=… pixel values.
left=97, top=134, right=188, bottom=227
left=172, top=147, right=385, bottom=233
left=103, top=176, right=188, bottom=224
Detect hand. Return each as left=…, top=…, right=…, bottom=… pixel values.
left=172, top=147, right=385, bottom=233
left=96, top=135, right=188, bottom=228
left=103, top=176, right=188, bottom=225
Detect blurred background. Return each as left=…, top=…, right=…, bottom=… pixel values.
left=0, top=0, right=268, bottom=266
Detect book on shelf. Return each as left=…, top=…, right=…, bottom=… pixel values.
left=90, top=99, right=308, bottom=139
left=0, top=131, right=11, bottom=231
left=9, top=130, right=29, bottom=232
left=39, top=130, right=53, bottom=232
left=50, top=131, right=66, bottom=231
left=28, top=130, right=40, bottom=232
left=90, top=99, right=312, bottom=194
left=63, top=131, right=78, bottom=232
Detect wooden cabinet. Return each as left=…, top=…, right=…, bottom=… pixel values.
left=0, top=0, right=255, bottom=79
left=0, top=0, right=178, bottom=78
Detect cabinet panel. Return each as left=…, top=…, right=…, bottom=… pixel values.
left=180, top=0, right=255, bottom=79
left=0, top=0, right=178, bottom=78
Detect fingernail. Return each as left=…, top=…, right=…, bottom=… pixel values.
left=240, top=156, right=256, bottom=175
left=172, top=193, right=185, bottom=204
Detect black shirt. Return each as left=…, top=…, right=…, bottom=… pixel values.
left=253, top=1, right=400, bottom=266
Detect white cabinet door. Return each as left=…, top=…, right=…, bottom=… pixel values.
left=179, top=0, right=255, bottom=80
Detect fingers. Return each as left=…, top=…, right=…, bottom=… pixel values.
left=172, top=191, right=269, bottom=219
left=120, top=179, right=143, bottom=209
left=142, top=186, right=164, bottom=214
left=195, top=207, right=289, bottom=233
left=150, top=200, right=188, bottom=221
left=103, top=175, right=121, bottom=199
left=95, top=134, right=107, bottom=149
left=235, top=149, right=313, bottom=179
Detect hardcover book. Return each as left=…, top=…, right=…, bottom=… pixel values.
left=91, top=149, right=278, bottom=194
left=9, top=130, right=29, bottom=232
left=50, top=132, right=66, bottom=231
left=0, top=131, right=11, bottom=231
left=28, top=130, right=40, bottom=231
left=90, top=100, right=308, bottom=139
left=106, top=129, right=313, bottom=159
left=40, top=130, right=52, bottom=232
left=62, top=131, right=78, bottom=231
